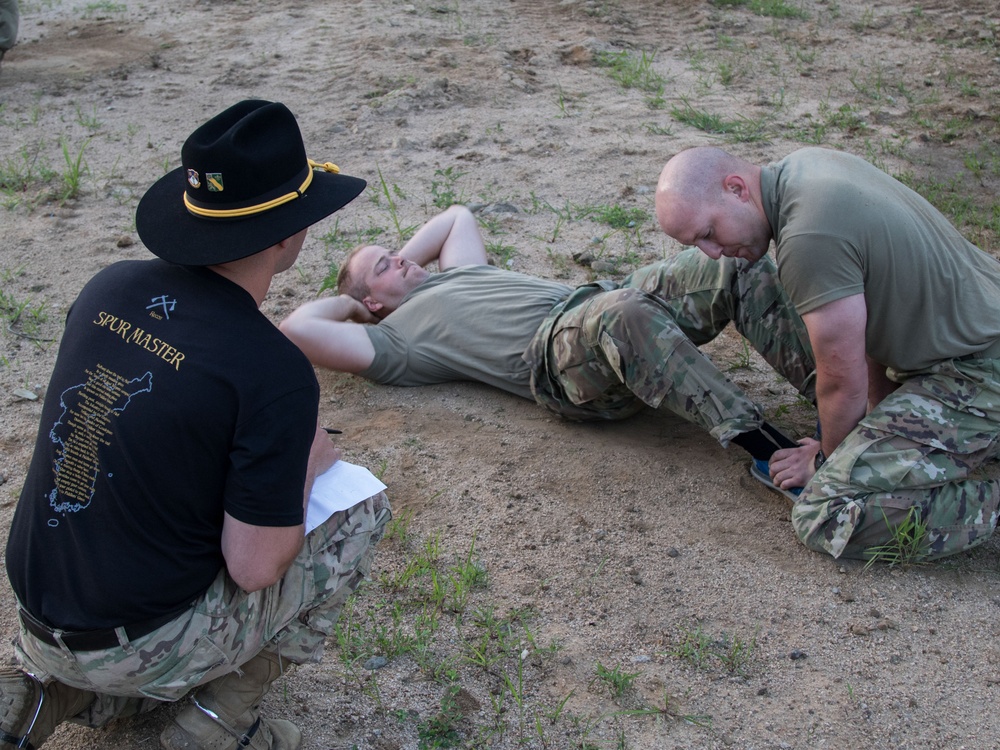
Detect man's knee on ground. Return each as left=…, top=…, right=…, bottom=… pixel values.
left=789, top=489, right=864, bottom=560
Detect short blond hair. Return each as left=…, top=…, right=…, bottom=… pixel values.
left=336, top=244, right=371, bottom=301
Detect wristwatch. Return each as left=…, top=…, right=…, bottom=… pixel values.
left=814, top=450, right=827, bottom=471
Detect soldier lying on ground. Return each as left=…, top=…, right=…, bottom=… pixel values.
left=280, top=204, right=817, bottom=471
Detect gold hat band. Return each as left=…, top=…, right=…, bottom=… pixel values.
left=183, top=159, right=342, bottom=219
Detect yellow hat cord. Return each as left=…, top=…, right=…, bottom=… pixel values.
left=183, top=159, right=341, bottom=219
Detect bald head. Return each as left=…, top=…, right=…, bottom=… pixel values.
left=656, top=147, right=756, bottom=232
left=654, top=147, right=771, bottom=263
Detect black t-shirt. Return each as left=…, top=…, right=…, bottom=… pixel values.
left=6, top=260, right=319, bottom=630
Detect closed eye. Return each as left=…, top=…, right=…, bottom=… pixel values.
left=375, top=252, right=400, bottom=276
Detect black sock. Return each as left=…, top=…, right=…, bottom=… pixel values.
left=730, top=422, right=798, bottom=461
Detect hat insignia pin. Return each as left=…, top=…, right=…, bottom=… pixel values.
left=207, top=173, right=224, bottom=193
left=186, top=169, right=201, bottom=188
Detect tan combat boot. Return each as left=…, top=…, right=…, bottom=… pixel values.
left=159, top=650, right=300, bottom=750
left=0, top=666, right=96, bottom=749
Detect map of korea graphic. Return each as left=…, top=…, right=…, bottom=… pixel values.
left=47, top=365, right=153, bottom=514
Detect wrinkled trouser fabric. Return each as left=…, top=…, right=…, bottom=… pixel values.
left=792, top=358, right=1000, bottom=560
left=528, top=248, right=815, bottom=446
left=13, top=491, right=390, bottom=727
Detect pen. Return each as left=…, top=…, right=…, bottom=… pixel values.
left=323, top=427, right=342, bottom=435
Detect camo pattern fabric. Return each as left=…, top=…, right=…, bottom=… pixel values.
left=525, top=248, right=815, bottom=446
left=13, top=491, right=390, bottom=725
left=791, top=357, right=1000, bottom=560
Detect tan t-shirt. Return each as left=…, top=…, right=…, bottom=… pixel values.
left=761, top=147, right=1000, bottom=372
left=362, top=265, right=572, bottom=399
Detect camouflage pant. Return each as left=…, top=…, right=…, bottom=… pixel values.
left=13, top=491, right=390, bottom=727
left=792, top=357, right=1000, bottom=560
left=527, top=248, right=815, bottom=445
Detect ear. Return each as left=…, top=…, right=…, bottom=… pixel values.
left=723, top=174, right=749, bottom=201
left=362, top=296, right=383, bottom=314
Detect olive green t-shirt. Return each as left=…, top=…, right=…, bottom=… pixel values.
left=761, top=147, right=1000, bottom=372
left=361, top=265, right=572, bottom=399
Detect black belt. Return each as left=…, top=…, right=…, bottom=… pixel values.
left=18, top=606, right=184, bottom=652
left=957, top=338, right=1000, bottom=361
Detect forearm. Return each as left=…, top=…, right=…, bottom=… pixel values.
left=282, top=295, right=366, bottom=326
left=400, top=205, right=486, bottom=268
left=222, top=517, right=304, bottom=592
left=302, top=454, right=319, bottom=515
left=816, top=377, right=867, bottom=455
left=279, top=296, right=377, bottom=373
left=302, top=427, right=341, bottom=512
left=802, top=295, right=870, bottom=457
left=399, top=207, right=460, bottom=265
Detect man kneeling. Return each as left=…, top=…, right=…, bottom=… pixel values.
left=0, top=101, right=388, bottom=750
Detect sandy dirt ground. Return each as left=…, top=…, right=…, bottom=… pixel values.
left=2, top=0, right=1000, bottom=748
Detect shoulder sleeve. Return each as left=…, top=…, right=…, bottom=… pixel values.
left=361, top=323, right=412, bottom=384
left=776, top=234, right=865, bottom=315
left=223, top=382, right=318, bottom=527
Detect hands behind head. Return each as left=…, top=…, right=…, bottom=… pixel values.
left=340, top=294, right=380, bottom=324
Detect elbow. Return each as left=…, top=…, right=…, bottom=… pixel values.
left=230, top=573, right=273, bottom=594
left=228, top=561, right=291, bottom=593
left=225, top=543, right=301, bottom=593
left=277, top=316, right=298, bottom=340
left=278, top=318, right=310, bottom=355
left=446, top=204, right=476, bottom=225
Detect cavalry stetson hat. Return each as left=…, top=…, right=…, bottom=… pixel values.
left=136, top=100, right=366, bottom=265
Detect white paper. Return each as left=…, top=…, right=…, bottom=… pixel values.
left=305, top=461, right=387, bottom=534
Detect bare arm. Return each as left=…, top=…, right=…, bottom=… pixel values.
left=767, top=294, right=868, bottom=489
left=399, top=205, right=488, bottom=269
left=805, top=294, right=870, bottom=455
left=279, top=295, right=377, bottom=373
left=221, top=427, right=340, bottom=592
left=221, top=515, right=303, bottom=592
